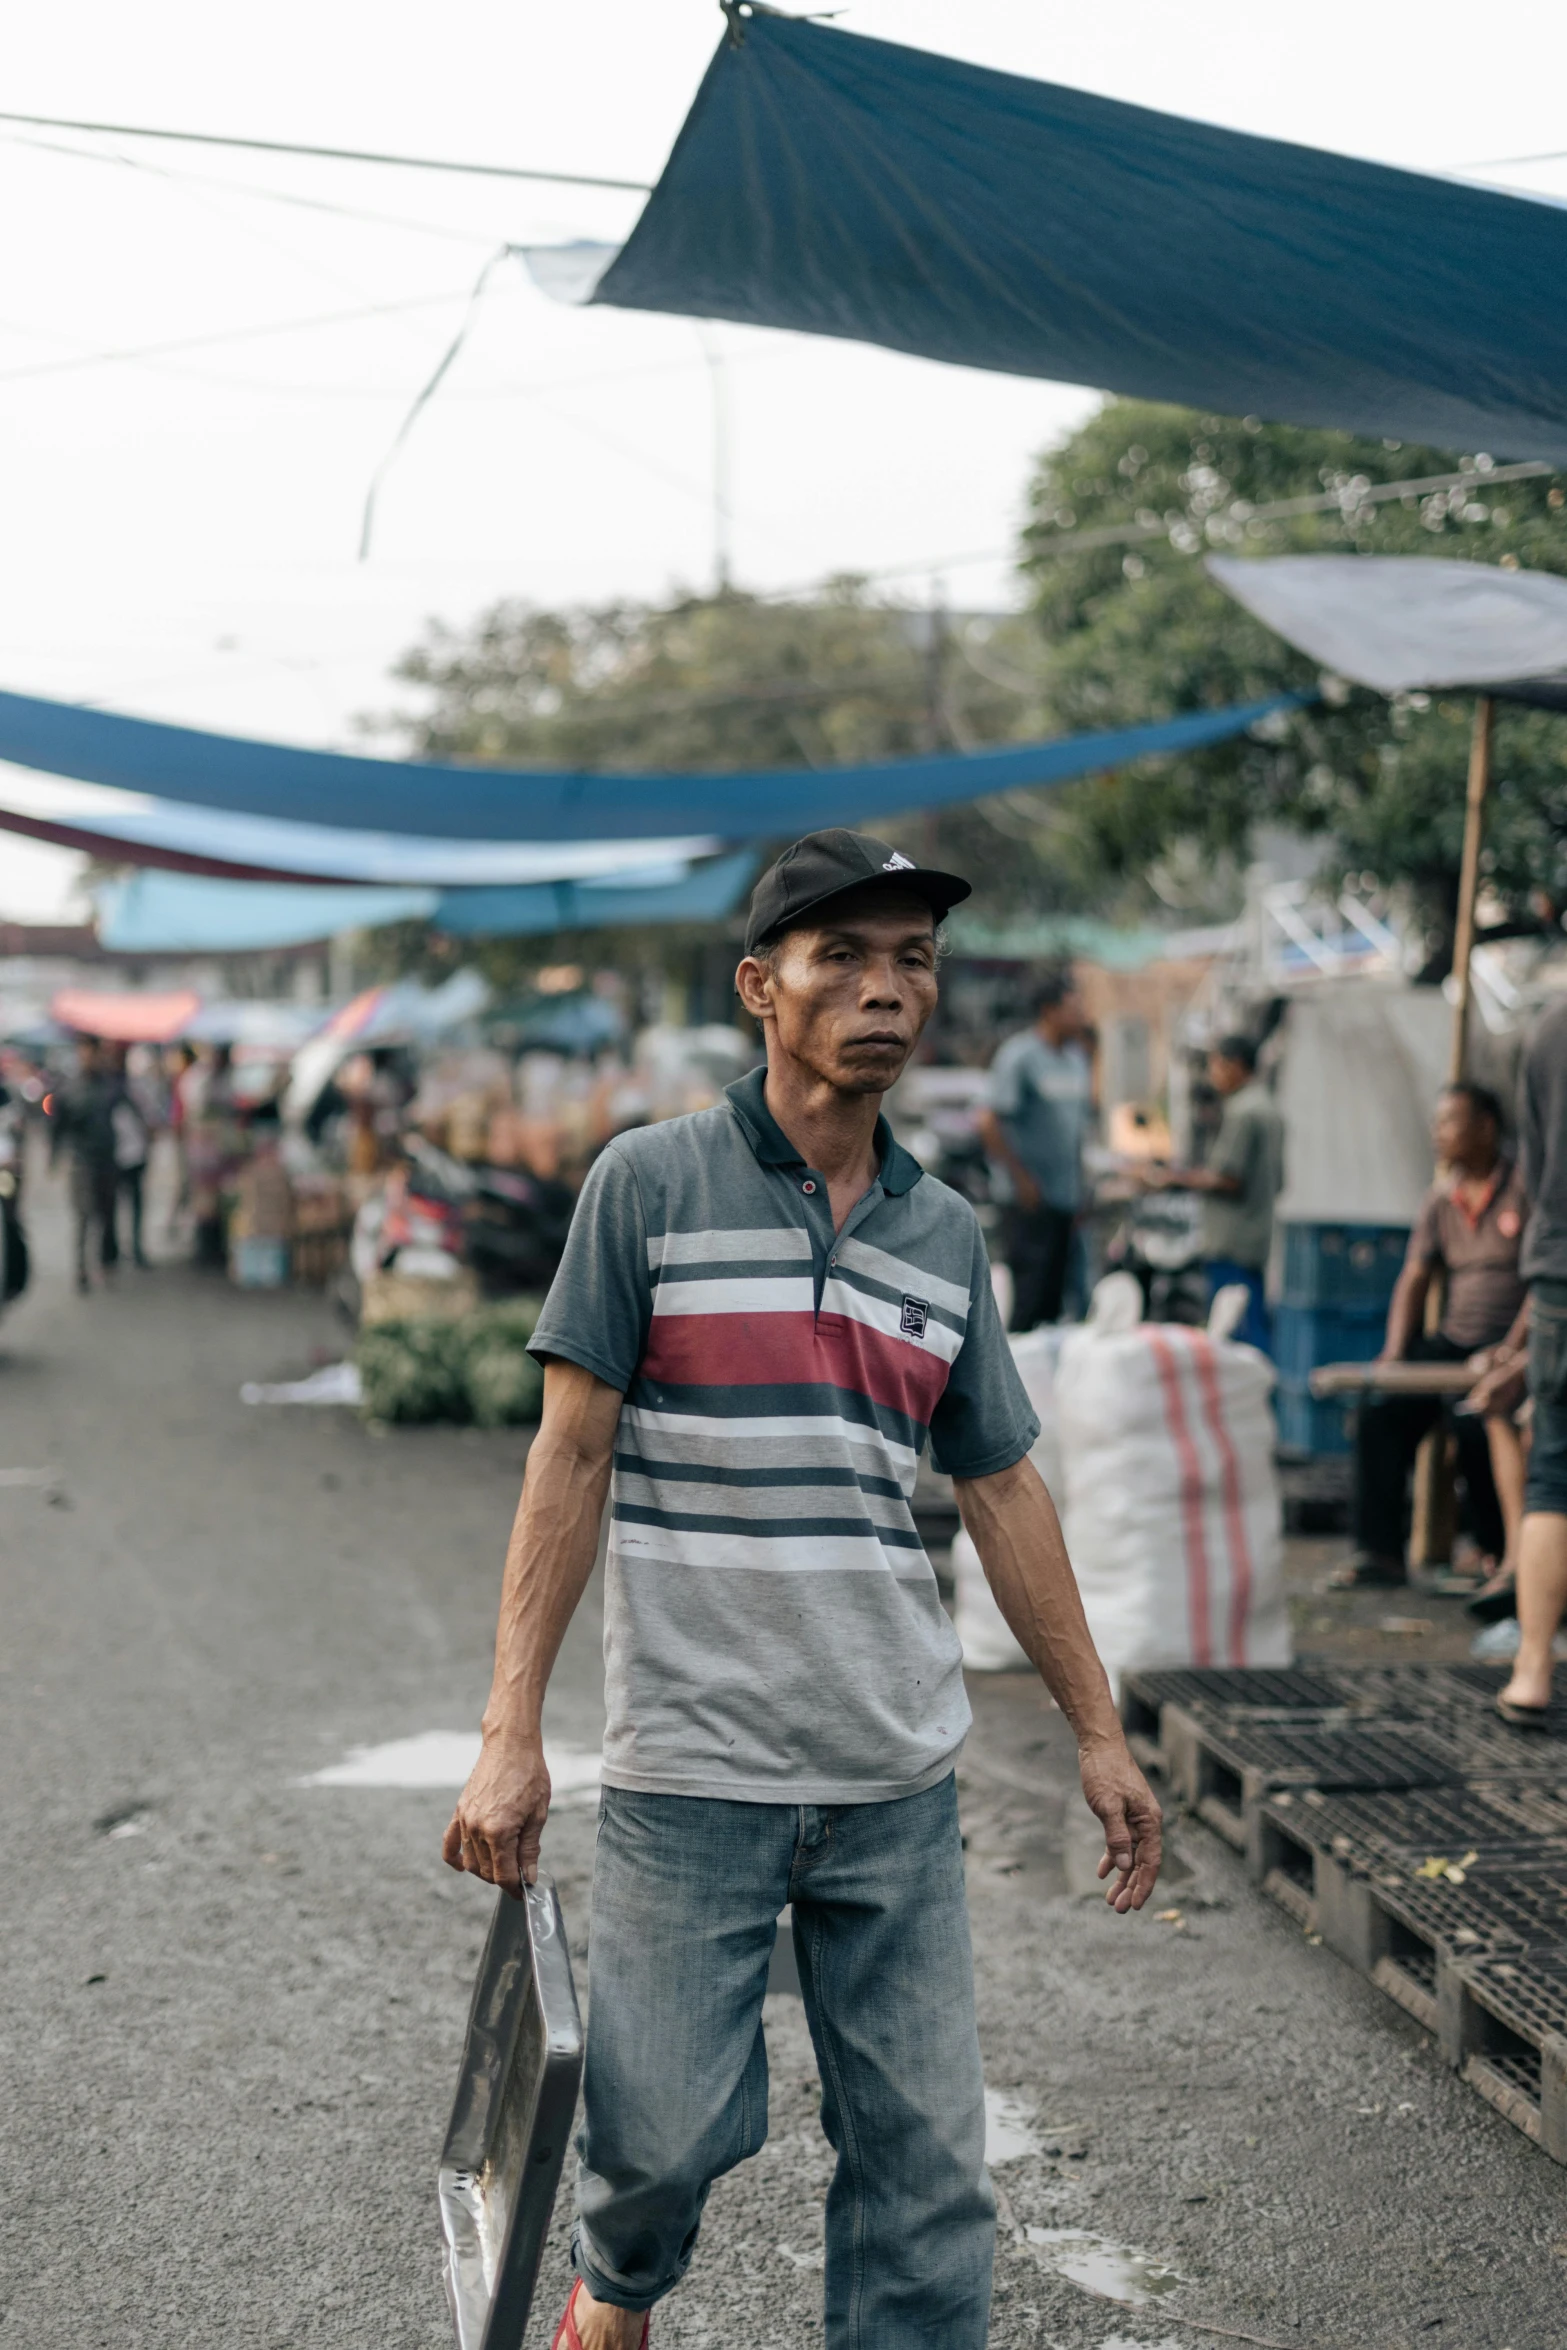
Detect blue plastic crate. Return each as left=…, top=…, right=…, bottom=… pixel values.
left=1274, top=1379, right=1357, bottom=1457
left=1273, top=1301, right=1386, bottom=1385
left=1280, top=1221, right=1410, bottom=1309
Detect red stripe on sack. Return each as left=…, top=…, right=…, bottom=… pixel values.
left=639, top=1310, right=950, bottom=1423
left=1146, top=1327, right=1212, bottom=1668
left=1189, top=1333, right=1254, bottom=1666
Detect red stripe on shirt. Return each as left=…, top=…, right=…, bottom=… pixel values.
left=640, top=1310, right=950, bottom=1424
left=1188, top=1333, right=1253, bottom=1665
left=1146, top=1327, right=1213, bottom=1667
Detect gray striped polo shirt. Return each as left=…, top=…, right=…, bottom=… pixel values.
left=528, top=1067, right=1039, bottom=1803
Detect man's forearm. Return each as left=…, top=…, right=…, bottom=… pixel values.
left=482, top=1366, right=617, bottom=1746
left=953, top=1455, right=1121, bottom=1747
left=1382, top=1266, right=1429, bottom=1360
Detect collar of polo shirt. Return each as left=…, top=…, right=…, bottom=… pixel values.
left=724, top=1066, right=925, bottom=1198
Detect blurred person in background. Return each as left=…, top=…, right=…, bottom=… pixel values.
left=50, top=1037, right=122, bottom=1293
left=111, top=1047, right=152, bottom=1270
left=165, top=1042, right=198, bottom=1236
left=1145, top=1036, right=1283, bottom=1353
left=182, top=1043, right=242, bottom=1268
left=1501, top=1000, right=1567, bottom=1723
left=1332, top=1083, right=1525, bottom=1592
left=978, top=969, right=1093, bottom=1329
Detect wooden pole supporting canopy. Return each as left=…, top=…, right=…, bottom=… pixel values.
left=1448, top=694, right=1496, bottom=1085
left=1412, top=694, right=1497, bottom=1568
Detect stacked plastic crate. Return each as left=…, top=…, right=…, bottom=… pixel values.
left=1273, top=1221, right=1410, bottom=1455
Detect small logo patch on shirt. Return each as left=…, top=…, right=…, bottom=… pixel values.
left=900, top=1294, right=930, bottom=1339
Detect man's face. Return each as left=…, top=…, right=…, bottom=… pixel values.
left=1037, top=988, right=1083, bottom=1043
left=738, top=887, right=939, bottom=1097
left=1433, top=1091, right=1494, bottom=1168
left=1208, top=1052, right=1248, bottom=1097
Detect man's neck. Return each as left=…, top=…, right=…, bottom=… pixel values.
left=762, top=1059, right=883, bottom=1207
left=1453, top=1148, right=1501, bottom=1188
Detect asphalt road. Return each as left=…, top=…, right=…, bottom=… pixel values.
left=1, top=1150, right=1563, bottom=2350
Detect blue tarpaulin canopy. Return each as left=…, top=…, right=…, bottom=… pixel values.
left=587, top=14, right=1567, bottom=463
left=91, top=854, right=760, bottom=953
left=0, top=688, right=1297, bottom=846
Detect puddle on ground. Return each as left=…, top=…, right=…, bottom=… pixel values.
left=984, top=2089, right=1040, bottom=2164
left=299, top=1731, right=601, bottom=1798
left=1025, top=2227, right=1185, bottom=2305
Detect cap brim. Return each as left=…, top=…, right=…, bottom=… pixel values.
left=748, top=865, right=972, bottom=953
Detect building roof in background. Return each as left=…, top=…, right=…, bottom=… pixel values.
left=947, top=913, right=1238, bottom=970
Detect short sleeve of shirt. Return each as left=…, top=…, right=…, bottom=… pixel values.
left=1406, top=1186, right=1445, bottom=1271
left=527, top=1143, right=651, bottom=1393
left=927, top=1228, right=1041, bottom=1480
left=986, top=1032, right=1029, bottom=1118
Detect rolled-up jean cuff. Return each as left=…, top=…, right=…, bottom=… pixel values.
left=1526, top=1395, right=1567, bottom=1515
left=571, top=2222, right=666, bottom=2314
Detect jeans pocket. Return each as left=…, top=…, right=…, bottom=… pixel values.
left=1530, top=1305, right=1567, bottom=1406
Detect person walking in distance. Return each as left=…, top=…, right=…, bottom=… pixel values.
left=1500, top=997, right=1567, bottom=1722
left=978, top=968, right=1093, bottom=1329
left=445, top=831, right=1161, bottom=2350
left=50, top=1037, right=123, bottom=1294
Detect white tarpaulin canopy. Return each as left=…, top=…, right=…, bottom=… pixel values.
left=1208, top=556, right=1567, bottom=704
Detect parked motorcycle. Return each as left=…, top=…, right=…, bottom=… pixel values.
left=1101, top=1184, right=1208, bottom=1325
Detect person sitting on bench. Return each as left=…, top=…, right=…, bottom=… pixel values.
left=1333, top=1082, right=1527, bottom=1591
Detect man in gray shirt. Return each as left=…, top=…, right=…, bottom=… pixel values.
left=1500, top=996, right=1567, bottom=1723
left=444, top=830, right=1160, bottom=2350
left=978, top=968, right=1093, bottom=1329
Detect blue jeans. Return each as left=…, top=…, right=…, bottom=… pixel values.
left=1205, top=1258, right=1271, bottom=1355
left=574, top=1773, right=994, bottom=2346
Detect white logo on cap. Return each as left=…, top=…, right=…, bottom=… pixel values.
left=882, top=851, right=916, bottom=871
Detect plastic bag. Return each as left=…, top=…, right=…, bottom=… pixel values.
left=1058, top=1315, right=1288, bottom=1692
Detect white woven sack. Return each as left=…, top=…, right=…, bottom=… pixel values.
left=1058, top=1321, right=1288, bottom=1693
left=953, top=1325, right=1068, bottom=1672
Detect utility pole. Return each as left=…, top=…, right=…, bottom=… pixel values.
left=920, top=584, right=950, bottom=862
left=698, top=328, right=733, bottom=594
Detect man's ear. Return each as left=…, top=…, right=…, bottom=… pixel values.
left=735, top=955, right=774, bottom=1022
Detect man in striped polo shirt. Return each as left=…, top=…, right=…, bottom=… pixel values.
left=446, top=829, right=1161, bottom=2350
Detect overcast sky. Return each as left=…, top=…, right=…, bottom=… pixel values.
left=2, top=0, right=1564, bottom=918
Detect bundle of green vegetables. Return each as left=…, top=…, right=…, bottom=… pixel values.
left=355, top=1298, right=545, bottom=1426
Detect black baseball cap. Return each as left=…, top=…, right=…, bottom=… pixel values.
left=743, top=828, right=971, bottom=955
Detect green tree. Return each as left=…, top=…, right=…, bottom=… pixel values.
left=1018, top=401, right=1567, bottom=953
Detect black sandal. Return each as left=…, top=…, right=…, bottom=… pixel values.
left=1496, top=1695, right=1552, bottom=1730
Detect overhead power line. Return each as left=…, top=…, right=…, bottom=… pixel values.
left=0, top=289, right=474, bottom=386
left=0, top=127, right=500, bottom=246
left=0, top=108, right=652, bottom=193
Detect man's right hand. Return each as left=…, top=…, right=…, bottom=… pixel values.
left=1013, top=1167, right=1041, bottom=1212
left=443, top=1732, right=551, bottom=1899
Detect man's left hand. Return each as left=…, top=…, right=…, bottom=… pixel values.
left=1079, top=1737, right=1163, bottom=1912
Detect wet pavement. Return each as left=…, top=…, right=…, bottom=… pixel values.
left=1, top=1150, right=1563, bottom=2350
